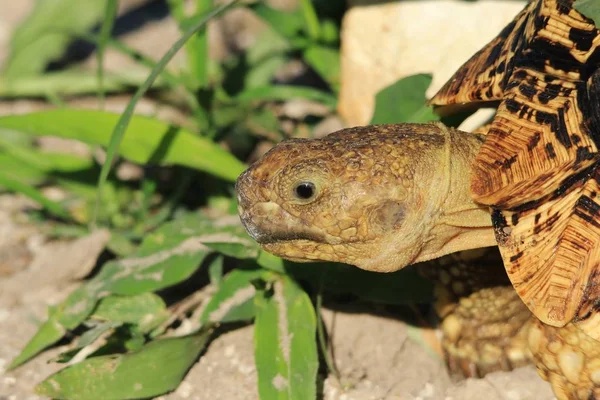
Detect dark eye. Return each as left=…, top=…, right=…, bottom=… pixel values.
left=294, top=182, right=316, bottom=200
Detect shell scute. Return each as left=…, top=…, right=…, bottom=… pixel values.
left=433, top=0, right=600, bottom=335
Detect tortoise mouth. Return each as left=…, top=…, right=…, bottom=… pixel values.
left=238, top=201, right=329, bottom=246
left=239, top=202, right=338, bottom=264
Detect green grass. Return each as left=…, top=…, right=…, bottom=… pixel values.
left=0, top=0, right=466, bottom=399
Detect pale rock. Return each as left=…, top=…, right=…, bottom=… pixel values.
left=338, top=0, right=526, bottom=127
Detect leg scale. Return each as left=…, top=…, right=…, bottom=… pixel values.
left=441, top=286, right=532, bottom=378
left=528, top=319, right=600, bottom=400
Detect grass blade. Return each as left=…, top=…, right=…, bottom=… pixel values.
left=0, top=171, right=71, bottom=220
left=167, top=0, right=186, bottom=23
left=236, top=85, right=337, bottom=108
left=300, top=0, right=320, bottom=40
left=0, top=70, right=155, bottom=98
left=94, top=0, right=240, bottom=225
left=190, top=0, right=212, bottom=87
left=72, top=31, right=203, bottom=114
left=250, top=3, right=303, bottom=42
left=303, top=45, right=340, bottom=92
left=97, top=0, right=118, bottom=108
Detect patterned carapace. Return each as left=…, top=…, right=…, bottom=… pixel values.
left=430, top=0, right=600, bottom=336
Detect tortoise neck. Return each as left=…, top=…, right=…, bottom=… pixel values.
left=414, top=128, right=497, bottom=263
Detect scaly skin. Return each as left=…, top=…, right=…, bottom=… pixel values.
left=529, top=319, right=600, bottom=398
left=430, top=0, right=600, bottom=338
left=237, top=123, right=495, bottom=271
left=236, top=123, right=600, bottom=399
left=420, top=249, right=532, bottom=378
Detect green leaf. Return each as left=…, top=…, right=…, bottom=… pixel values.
left=124, top=331, right=146, bottom=352
left=0, top=171, right=71, bottom=220
left=143, top=213, right=259, bottom=260
left=254, top=275, right=318, bottom=400
left=0, top=136, right=93, bottom=173
left=55, top=285, right=102, bottom=330
left=246, top=107, right=282, bottom=139
left=107, top=233, right=138, bottom=257
left=76, top=321, right=122, bottom=350
left=0, top=138, right=98, bottom=200
left=0, top=153, right=46, bottom=185
left=300, top=0, right=320, bottom=40
left=94, top=242, right=209, bottom=296
left=303, top=45, right=340, bottom=92
left=0, top=109, right=245, bottom=182
left=11, top=212, right=253, bottom=368
left=208, top=255, right=224, bottom=286
left=92, top=293, right=169, bottom=333
left=93, top=213, right=254, bottom=295
left=257, top=250, right=287, bottom=274
left=370, top=74, right=439, bottom=125
left=236, top=85, right=337, bottom=108
left=9, top=315, right=66, bottom=369
left=53, top=321, right=123, bottom=364
left=319, top=19, right=339, bottom=45
left=0, top=70, right=158, bottom=98
left=250, top=3, right=304, bottom=41
left=199, top=230, right=260, bottom=259
left=35, top=332, right=211, bottom=400
left=4, top=0, right=107, bottom=79
left=10, top=285, right=99, bottom=369
left=201, top=268, right=270, bottom=324
left=575, top=0, right=600, bottom=27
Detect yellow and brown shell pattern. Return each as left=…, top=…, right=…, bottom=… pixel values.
left=430, top=0, right=600, bottom=338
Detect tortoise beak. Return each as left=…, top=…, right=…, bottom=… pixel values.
left=236, top=168, right=329, bottom=245
left=235, top=169, right=264, bottom=242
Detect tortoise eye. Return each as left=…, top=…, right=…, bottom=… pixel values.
left=294, top=182, right=316, bottom=200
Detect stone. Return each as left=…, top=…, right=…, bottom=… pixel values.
left=338, top=0, right=526, bottom=127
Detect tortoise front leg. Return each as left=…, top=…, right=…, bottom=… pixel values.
left=423, top=249, right=600, bottom=398
left=440, top=286, right=533, bottom=377
left=528, top=320, right=600, bottom=400
left=419, top=249, right=533, bottom=378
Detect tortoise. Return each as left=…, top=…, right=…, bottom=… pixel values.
left=236, top=0, right=600, bottom=398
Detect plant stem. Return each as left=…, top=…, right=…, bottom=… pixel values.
left=93, top=0, right=240, bottom=227
left=97, top=0, right=119, bottom=109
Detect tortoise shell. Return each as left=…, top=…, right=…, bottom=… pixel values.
left=430, top=0, right=600, bottom=338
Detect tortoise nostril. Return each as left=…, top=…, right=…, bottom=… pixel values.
left=236, top=171, right=261, bottom=212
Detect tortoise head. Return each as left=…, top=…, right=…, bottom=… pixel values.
left=236, top=123, right=494, bottom=272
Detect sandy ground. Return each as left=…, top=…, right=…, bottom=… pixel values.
left=0, top=201, right=556, bottom=399
left=0, top=1, right=557, bottom=399
left=0, top=200, right=556, bottom=400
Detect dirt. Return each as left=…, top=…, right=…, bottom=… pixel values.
left=0, top=191, right=556, bottom=399
left=0, top=1, right=557, bottom=399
